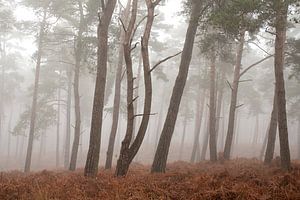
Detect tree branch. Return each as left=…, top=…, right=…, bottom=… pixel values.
left=239, top=54, right=274, bottom=78
left=134, top=113, right=157, bottom=118
left=226, top=80, right=233, bottom=91
left=149, top=51, right=182, bottom=73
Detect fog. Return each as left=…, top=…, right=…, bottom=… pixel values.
left=0, top=0, right=299, bottom=175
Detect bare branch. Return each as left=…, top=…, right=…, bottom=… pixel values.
left=226, top=80, right=233, bottom=91
left=130, top=42, right=139, bottom=52
left=238, top=79, right=253, bottom=83
left=134, top=113, right=157, bottom=118
left=239, top=54, right=274, bottom=78
left=119, top=17, right=127, bottom=32
left=236, top=104, right=244, bottom=109
left=149, top=51, right=182, bottom=73
left=248, top=41, right=272, bottom=56
left=131, top=15, right=147, bottom=44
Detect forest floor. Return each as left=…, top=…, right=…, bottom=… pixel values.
left=0, top=159, right=299, bottom=200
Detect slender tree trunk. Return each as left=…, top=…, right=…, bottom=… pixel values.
left=56, top=74, right=61, bottom=168
left=223, top=30, right=245, bottom=160
left=84, top=0, right=117, bottom=177
left=151, top=0, right=203, bottom=173
left=115, top=0, right=155, bottom=177
left=252, top=115, right=259, bottom=146
left=259, top=123, right=270, bottom=161
left=220, top=98, right=225, bottom=151
left=0, top=42, right=5, bottom=150
left=179, top=111, right=188, bottom=160
left=24, top=10, right=46, bottom=173
left=190, top=89, right=205, bottom=163
left=105, top=0, right=131, bottom=169
left=132, top=54, right=143, bottom=144
left=64, top=68, right=72, bottom=169
left=264, top=90, right=278, bottom=164
left=297, top=119, right=300, bottom=159
left=215, top=70, right=225, bottom=146
left=200, top=116, right=209, bottom=161
left=209, top=55, right=217, bottom=161
left=6, top=108, right=12, bottom=164
left=154, top=90, right=165, bottom=149
left=69, top=1, right=84, bottom=171
left=273, top=1, right=291, bottom=171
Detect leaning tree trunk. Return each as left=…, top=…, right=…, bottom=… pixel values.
left=273, top=1, right=291, bottom=171
left=24, top=10, right=46, bottom=173
left=69, top=0, right=84, bottom=171
left=151, top=0, right=203, bottom=173
left=64, top=68, right=72, bottom=169
left=190, top=89, right=205, bottom=163
left=105, top=0, right=131, bottom=170
left=223, top=30, right=245, bottom=160
left=84, top=0, right=117, bottom=177
left=209, top=55, right=217, bottom=161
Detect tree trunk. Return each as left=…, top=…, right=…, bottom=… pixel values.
left=215, top=70, right=225, bottom=147
left=24, top=10, right=46, bottom=173
left=179, top=111, right=188, bottom=160
left=64, top=68, right=72, bottom=169
left=115, top=0, right=155, bottom=177
left=84, top=0, right=117, bottom=177
left=200, top=116, right=209, bottom=161
left=209, top=55, right=217, bottom=161
left=223, top=30, right=245, bottom=160
left=264, top=89, right=278, bottom=164
left=273, top=1, right=291, bottom=171
left=252, top=115, right=259, bottom=146
left=151, top=0, right=203, bottom=173
left=190, top=89, right=205, bottom=163
left=297, top=119, right=300, bottom=159
left=259, top=123, right=270, bottom=161
left=105, top=0, right=131, bottom=170
left=56, top=76, right=61, bottom=168
left=70, top=1, right=84, bottom=171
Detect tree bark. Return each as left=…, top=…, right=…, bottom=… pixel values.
left=70, top=0, right=84, bottom=171
left=190, top=89, right=205, bottom=163
left=84, top=0, right=117, bottom=177
left=264, top=89, right=278, bottom=164
left=223, top=30, right=245, bottom=160
left=151, top=0, right=203, bottom=173
left=273, top=1, right=291, bottom=171
left=209, top=55, right=217, bottom=161
left=105, top=0, right=131, bottom=170
left=64, top=68, right=72, bottom=169
left=24, top=10, right=46, bottom=173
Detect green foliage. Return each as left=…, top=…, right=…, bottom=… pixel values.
left=210, top=0, right=263, bottom=38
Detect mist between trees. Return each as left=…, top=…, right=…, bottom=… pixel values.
left=0, top=0, right=299, bottom=176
